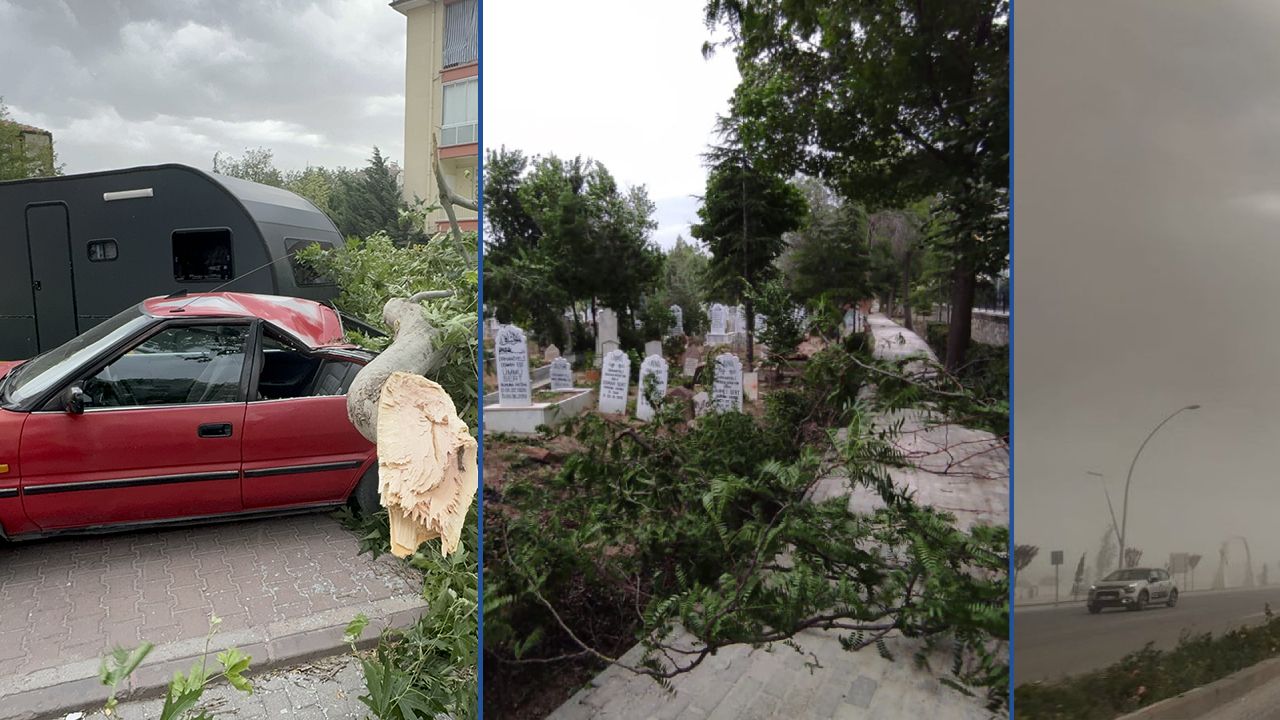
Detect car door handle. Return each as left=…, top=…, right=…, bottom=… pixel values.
left=198, top=423, right=233, bottom=438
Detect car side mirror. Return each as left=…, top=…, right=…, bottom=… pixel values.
left=63, top=385, right=86, bottom=415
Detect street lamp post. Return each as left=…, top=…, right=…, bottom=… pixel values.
left=1118, top=404, right=1200, bottom=568
left=1086, top=471, right=1122, bottom=550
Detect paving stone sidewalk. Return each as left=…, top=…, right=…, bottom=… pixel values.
left=0, top=513, right=427, bottom=720
left=65, top=654, right=372, bottom=720
left=549, top=315, right=1007, bottom=719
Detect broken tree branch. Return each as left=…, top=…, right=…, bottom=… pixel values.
left=433, top=134, right=478, bottom=243
left=346, top=291, right=454, bottom=444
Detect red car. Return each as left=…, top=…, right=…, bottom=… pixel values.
left=0, top=292, right=380, bottom=540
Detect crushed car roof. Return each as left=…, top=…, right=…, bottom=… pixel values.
left=142, top=292, right=354, bottom=349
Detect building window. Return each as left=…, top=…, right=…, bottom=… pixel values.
left=443, top=0, right=477, bottom=68
left=286, top=238, right=336, bottom=287
left=442, top=78, right=478, bottom=147
left=173, top=228, right=233, bottom=282
left=87, top=239, right=118, bottom=262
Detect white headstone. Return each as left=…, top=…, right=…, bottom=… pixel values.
left=754, top=313, right=766, bottom=334
left=635, top=355, right=669, bottom=421
left=596, top=308, right=620, bottom=357
left=844, top=309, right=855, bottom=336
left=597, top=349, right=631, bottom=414
left=645, top=340, right=662, bottom=358
left=600, top=338, right=620, bottom=361
left=682, top=356, right=699, bottom=378
left=709, top=304, right=727, bottom=335
left=496, top=325, right=532, bottom=407
left=711, top=353, right=743, bottom=413
left=544, top=344, right=561, bottom=363
left=549, top=357, right=573, bottom=390
left=743, top=371, right=759, bottom=402
left=670, top=305, right=684, bottom=334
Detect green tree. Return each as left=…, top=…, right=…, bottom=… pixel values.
left=868, top=208, right=927, bottom=330
left=212, top=147, right=285, bottom=187
left=692, top=127, right=807, bottom=368
left=483, top=148, right=661, bottom=348
left=0, top=99, right=61, bottom=180
left=705, top=0, right=1009, bottom=371
left=283, top=165, right=342, bottom=216
left=330, top=147, right=413, bottom=242
left=747, top=279, right=804, bottom=378
left=655, top=235, right=711, bottom=335
left=781, top=177, right=870, bottom=307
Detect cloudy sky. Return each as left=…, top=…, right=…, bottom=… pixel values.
left=483, top=0, right=740, bottom=249
left=1015, top=0, right=1280, bottom=591
left=0, top=0, right=406, bottom=174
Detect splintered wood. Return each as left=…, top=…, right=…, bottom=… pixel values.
left=376, top=371, right=477, bottom=558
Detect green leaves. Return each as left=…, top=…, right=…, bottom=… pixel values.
left=487, top=341, right=1008, bottom=709
left=216, top=648, right=253, bottom=693
left=336, top=506, right=479, bottom=720
left=99, top=642, right=155, bottom=715
left=98, top=615, right=255, bottom=720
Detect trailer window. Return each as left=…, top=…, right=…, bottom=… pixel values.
left=286, top=238, right=335, bottom=286
left=173, top=229, right=233, bottom=282
left=87, top=239, right=118, bottom=262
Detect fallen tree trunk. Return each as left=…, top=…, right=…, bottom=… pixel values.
left=378, top=372, right=476, bottom=557
left=340, top=136, right=478, bottom=556
left=346, top=290, right=453, bottom=444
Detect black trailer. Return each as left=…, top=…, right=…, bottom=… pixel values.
left=0, top=164, right=343, bottom=360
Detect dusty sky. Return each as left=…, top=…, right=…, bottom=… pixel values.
left=0, top=0, right=405, bottom=174
left=1015, top=0, right=1280, bottom=592
left=482, top=0, right=741, bottom=249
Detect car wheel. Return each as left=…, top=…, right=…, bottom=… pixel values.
left=1167, top=589, right=1178, bottom=607
left=1088, top=603, right=1101, bottom=614
left=1130, top=591, right=1148, bottom=611
left=349, top=464, right=382, bottom=516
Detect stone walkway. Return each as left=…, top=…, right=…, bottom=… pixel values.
left=0, top=513, right=426, bottom=720
left=548, top=316, right=1007, bottom=719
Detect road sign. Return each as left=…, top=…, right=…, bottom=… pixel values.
left=1050, top=550, right=1064, bottom=566
left=1170, top=553, right=1189, bottom=574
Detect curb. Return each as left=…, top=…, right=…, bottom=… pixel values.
left=1, top=595, right=426, bottom=720
left=1117, top=656, right=1280, bottom=719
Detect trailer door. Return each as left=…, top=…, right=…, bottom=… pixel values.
left=25, top=203, right=77, bottom=351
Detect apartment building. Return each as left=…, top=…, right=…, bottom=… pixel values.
left=392, top=0, right=479, bottom=233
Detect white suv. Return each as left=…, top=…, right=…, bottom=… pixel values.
left=1087, top=567, right=1178, bottom=614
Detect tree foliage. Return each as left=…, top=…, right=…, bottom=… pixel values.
left=296, top=230, right=478, bottom=427
left=747, top=278, right=805, bottom=374
left=781, top=177, right=871, bottom=307
left=486, top=342, right=1009, bottom=712
left=0, top=99, right=61, bottom=180
left=654, top=235, right=711, bottom=336
left=211, top=146, right=425, bottom=245
left=693, top=129, right=806, bottom=366
left=483, top=148, right=662, bottom=347
left=704, top=0, right=1009, bottom=370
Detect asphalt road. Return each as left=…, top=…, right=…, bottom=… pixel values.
left=1014, top=585, right=1280, bottom=683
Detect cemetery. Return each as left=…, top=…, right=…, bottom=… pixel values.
left=482, top=284, right=1009, bottom=717
left=482, top=299, right=776, bottom=437
left=481, top=6, right=1007, bottom=711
